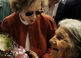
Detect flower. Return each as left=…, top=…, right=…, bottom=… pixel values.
left=0, top=34, right=12, bottom=51
left=12, top=46, right=28, bottom=58
left=0, top=34, right=29, bottom=58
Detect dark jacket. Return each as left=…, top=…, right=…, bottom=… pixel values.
left=55, top=0, right=81, bottom=25
left=54, top=1, right=65, bottom=25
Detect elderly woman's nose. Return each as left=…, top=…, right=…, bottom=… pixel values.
left=49, top=37, right=55, bottom=43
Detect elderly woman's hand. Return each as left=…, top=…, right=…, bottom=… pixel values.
left=30, top=50, right=39, bottom=58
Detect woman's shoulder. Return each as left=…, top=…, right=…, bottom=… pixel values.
left=40, top=13, right=55, bottom=21
left=6, top=12, right=18, bottom=19
left=2, top=12, right=19, bottom=25
left=40, top=13, right=56, bottom=23
left=41, top=13, right=53, bottom=19
left=3, top=12, right=19, bottom=21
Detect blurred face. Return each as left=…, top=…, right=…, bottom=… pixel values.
left=20, top=0, right=42, bottom=24
left=49, top=27, right=74, bottom=58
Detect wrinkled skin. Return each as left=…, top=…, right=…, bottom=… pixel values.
left=49, top=27, right=75, bottom=58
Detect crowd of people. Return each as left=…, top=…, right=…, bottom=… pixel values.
left=0, top=0, right=81, bottom=58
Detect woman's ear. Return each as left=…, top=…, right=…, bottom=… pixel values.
left=74, top=48, right=79, bottom=57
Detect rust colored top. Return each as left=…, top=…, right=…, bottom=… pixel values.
left=1, top=12, right=57, bottom=58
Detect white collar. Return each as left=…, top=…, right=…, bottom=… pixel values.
left=19, top=13, right=29, bottom=25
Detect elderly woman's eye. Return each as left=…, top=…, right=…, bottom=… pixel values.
left=57, top=36, right=63, bottom=40
left=64, top=40, right=68, bottom=42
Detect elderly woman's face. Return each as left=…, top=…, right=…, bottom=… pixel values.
left=20, top=0, right=42, bottom=24
left=49, top=27, right=74, bottom=58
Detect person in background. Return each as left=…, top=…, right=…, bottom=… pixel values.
left=49, top=19, right=81, bottom=58
left=29, top=18, right=81, bottom=58
left=1, top=0, right=57, bottom=58
left=0, top=0, right=13, bottom=33
left=44, top=0, right=81, bottom=25
left=44, top=0, right=66, bottom=25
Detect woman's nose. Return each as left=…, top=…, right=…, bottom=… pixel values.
left=49, top=36, right=54, bottom=43
left=49, top=39, right=53, bottom=44
left=49, top=36, right=56, bottom=44
left=31, top=12, right=37, bottom=19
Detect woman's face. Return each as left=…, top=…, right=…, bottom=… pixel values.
left=49, top=27, right=74, bottom=58
left=20, top=0, right=42, bottom=24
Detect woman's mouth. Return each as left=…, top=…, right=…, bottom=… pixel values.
left=30, top=20, right=34, bottom=22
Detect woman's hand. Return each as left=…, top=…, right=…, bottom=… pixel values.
left=30, top=50, right=39, bottom=58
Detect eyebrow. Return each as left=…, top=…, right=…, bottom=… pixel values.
left=61, top=32, right=69, bottom=37
left=56, top=31, right=64, bottom=37
left=59, top=33, right=64, bottom=36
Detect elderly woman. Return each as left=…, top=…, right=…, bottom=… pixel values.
left=49, top=19, right=81, bottom=58
left=1, top=0, right=57, bottom=58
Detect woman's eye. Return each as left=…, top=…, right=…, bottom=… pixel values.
left=57, top=36, right=63, bottom=40
left=64, top=40, right=68, bottom=42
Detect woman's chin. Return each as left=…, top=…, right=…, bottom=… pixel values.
left=51, top=50, right=58, bottom=58
left=28, top=21, right=35, bottom=24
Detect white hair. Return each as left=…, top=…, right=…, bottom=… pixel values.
left=59, top=18, right=81, bottom=43
left=58, top=18, right=81, bottom=57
